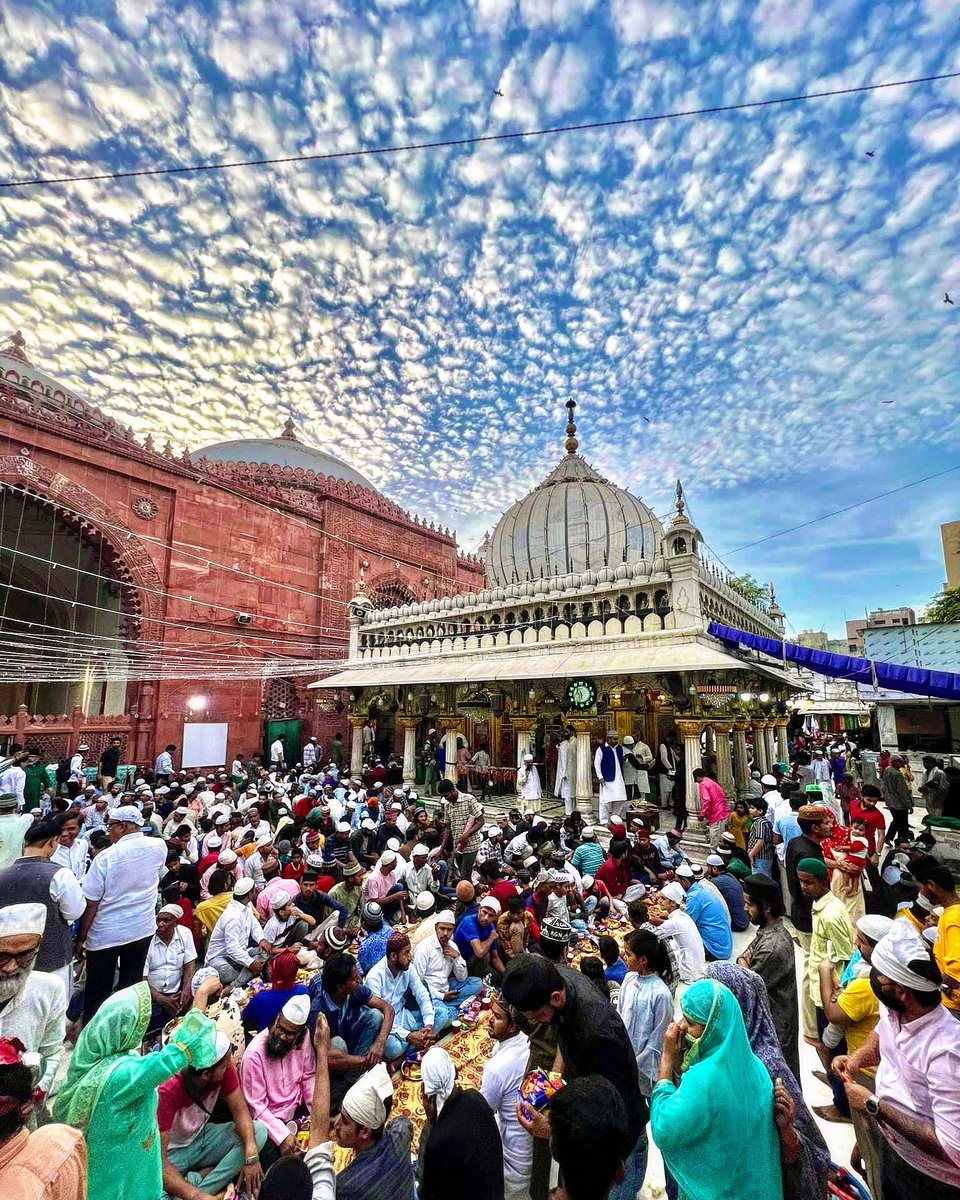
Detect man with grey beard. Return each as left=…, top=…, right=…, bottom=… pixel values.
left=239, top=993, right=316, bottom=1162
left=0, top=902, right=67, bottom=1100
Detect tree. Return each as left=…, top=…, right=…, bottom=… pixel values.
left=925, top=586, right=960, bottom=624
left=727, top=572, right=767, bottom=606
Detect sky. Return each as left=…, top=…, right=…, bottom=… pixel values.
left=0, top=0, right=958, bottom=640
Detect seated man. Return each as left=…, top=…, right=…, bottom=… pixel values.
left=364, top=931, right=435, bottom=1061
left=194, top=870, right=234, bottom=947
left=296, top=870, right=349, bottom=930
left=362, top=851, right=407, bottom=924
left=329, top=861, right=366, bottom=928
left=674, top=863, right=733, bottom=961
left=454, top=896, right=506, bottom=980
left=144, top=903, right=198, bottom=1032
left=159, top=1030, right=268, bottom=1199
left=333, top=1062, right=415, bottom=1200
left=239, top=995, right=316, bottom=1161
left=704, top=855, right=750, bottom=933
left=241, top=949, right=310, bottom=1035
left=651, top=828, right=686, bottom=873
left=357, top=902, right=392, bottom=975
left=413, top=908, right=483, bottom=1033
left=307, top=951, right=395, bottom=1110
left=259, top=889, right=315, bottom=961
left=204, top=877, right=266, bottom=985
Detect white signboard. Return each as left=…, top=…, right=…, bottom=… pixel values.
left=181, top=722, right=229, bottom=769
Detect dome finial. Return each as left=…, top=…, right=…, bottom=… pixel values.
left=671, top=478, right=686, bottom=523
left=280, top=416, right=298, bottom=441
left=564, top=398, right=578, bottom=456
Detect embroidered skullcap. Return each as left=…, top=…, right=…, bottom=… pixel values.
left=191, top=966, right=220, bottom=995
left=674, top=863, right=694, bottom=878
left=281, top=994, right=311, bottom=1026
left=455, top=881, right=475, bottom=902
left=270, top=890, right=293, bottom=910
left=323, top=926, right=349, bottom=952
left=623, top=882, right=647, bottom=902
left=705, top=854, right=725, bottom=867
left=0, top=903, right=46, bottom=937
left=871, top=922, right=941, bottom=992
left=798, top=804, right=831, bottom=822
left=342, top=1062, right=393, bottom=1130
left=540, top=916, right=572, bottom=945
left=386, top=930, right=411, bottom=955
left=217, top=849, right=237, bottom=866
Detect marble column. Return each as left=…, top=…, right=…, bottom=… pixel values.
left=752, top=722, right=768, bottom=774
left=441, top=719, right=463, bottom=784
left=732, top=722, right=750, bottom=799
left=399, top=716, right=419, bottom=787
left=676, top=719, right=704, bottom=817
left=349, top=716, right=365, bottom=777
left=775, top=719, right=790, bottom=766
left=512, top=717, right=538, bottom=812
left=569, top=718, right=596, bottom=820
left=763, top=722, right=776, bottom=774
left=712, top=722, right=735, bottom=798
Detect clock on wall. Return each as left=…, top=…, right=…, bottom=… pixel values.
left=565, top=678, right=597, bottom=710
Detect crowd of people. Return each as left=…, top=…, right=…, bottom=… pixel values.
left=0, top=728, right=957, bottom=1200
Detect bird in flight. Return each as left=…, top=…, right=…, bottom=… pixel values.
left=946, top=292, right=955, bottom=305
left=881, top=400, right=894, bottom=405
left=494, top=88, right=504, bottom=97
left=865, top=150, right=876, bottom=158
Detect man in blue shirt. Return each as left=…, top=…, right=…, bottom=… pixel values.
left=704, top=855, right=749, bottom=932
left=307, top=950, right=395, bottom=1108
left=453, top=896, right=506, bottom=979
left=674, top=863, right=733, bottom=959
left=357, top=901, right=392, bottom=975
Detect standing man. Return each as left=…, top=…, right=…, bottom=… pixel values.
left=881, top=756, right=913, bottom=844
left=657, top=733, right=680, bottom=813
left=437, top=779, right=483, bottom=884
left=303, top=737, right=319, bottom=771
left=784, top=802, right=832, bottom=1046
left=796, top=857, right=855, bottom=1059
left=99, top=737, right=122, bottom=789
left=738, top=873, right=800, bottom=1081
left=421, top=730, right=439, bottom=797
left=594, top=731, right=627, bottom=825
left=0, top=792, right=32, bottom=870
left=68, top=744, right=89, bottom=800
left=622, top=735, right=654, bottom=806
left=269, top=735, right=285, bottom=770
left=918, top=756, right=949, bottom=818
left=480, top=992, right=532, bottom=1200
left=0, top=749, right=26, bottom=811
left=555, top=730, right=574, bottom=817
left=78, top=803, right=168, bottom=1022
left=329, top=732, right=345, bottom=770
left=693, top=768, right=729, bottom=851
left=155, top=743, right=177, bottom=784
left=911, top=856, right=960, bottom=1013
left=0, top=818, right=85, bottom=1000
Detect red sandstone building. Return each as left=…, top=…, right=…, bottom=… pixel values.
left=0, top=332, right=482, bottom=769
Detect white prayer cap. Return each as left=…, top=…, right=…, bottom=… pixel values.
left=421, top=1047, right=456, bottom=1115
left=581, top=874, right=595, bottom=889
left=581, top=826, right=596, bottom=839
left=478, top=896, right=501, bottom=915
left=871, top=921, right=940, bottom=992
left=306, top=853, right=325, bottom=870
left=661, top=882, right=686, bottom=906
left=380, top=851, right=397, bottom=867
left=270, top=890, right=293, bottom=910
left=343, top=1061, right=394, bottom=1130
left=411, top=843, right=429, bottom=858
left=0, top=903, right=47, bottom=938
left=484, top=824, right=500, bottom=837
left=705, top=854, right=725, bottom=867
left=923, top=926, right=939, bottom=947
left=373, top=782, right=383, bottom=790
left=415, top=892, right=436, bottom=913
left=336, top=821, right=351, bottom=833
left=624, top=883, right=647, bottom=902
left=218, top=849, right=238, bottom=866
left=158, top=904, right=184, bottom=919
left=856, top=914, right=894, bottom=944
left=760, top=774, right=778, bottom=786
left=233, top=877, right=255, bottom=897
left=255, top=833, right=274, bottom=849
left=386, top=838, right=401, bottom=852
left=173, top=806, right=189, bottom=815
left=532, top=817, right=547, bottom=828
left=198, top=790, right=216, bottom=803
left=916, top=893, right=935, bottom=913
left=155, top=786, right=170, bottom=795
left=674, top=863, right=694, bottom=879
left=361, top=818, right=376, bottom=831
left=281, top=995, right=311, bottom=1026
left=215, top=813, right=229, bottom=825
left=208, top=835, right=223, bottom=850
left=109, top=805, right=143, bottom=825
left=389, top=802, right=403, bottom=811
left=523, top=753, right=534, bottom=762
left=436, top=909, right=456, bottom=925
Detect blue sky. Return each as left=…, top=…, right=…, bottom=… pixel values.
left=1, top=0, right=958, bottom=638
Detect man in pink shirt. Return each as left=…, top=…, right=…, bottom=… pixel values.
left=362, top=851, right=407, bottom=924
left=694, top=768, right=731, bottom=852
left=239, top=994, right=316, bottom=1157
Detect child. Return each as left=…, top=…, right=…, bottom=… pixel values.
left=598, top=933, right=628, bottom=985
left=281, top=845, right=305, bottom=883
left=616, top=929, right=673, bottom=1097
left=496, top=893, right=537, bottom=960
left=825, top=828, right=868, bottom=924
left=728, top=799, right=751, bottom=850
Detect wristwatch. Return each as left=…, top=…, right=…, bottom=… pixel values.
left=864, top=1097, right=880, bottom=1117
left=243, top=1153, right=260, bottom=1166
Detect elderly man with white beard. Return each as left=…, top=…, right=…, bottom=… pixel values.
left=0, top=903, right=67, bottom=1101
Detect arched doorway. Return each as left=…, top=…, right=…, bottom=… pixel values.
left=0, top=486, right=143, bottom=716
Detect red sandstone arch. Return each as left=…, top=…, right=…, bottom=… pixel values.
left=0, top=453, right=166, bottom=647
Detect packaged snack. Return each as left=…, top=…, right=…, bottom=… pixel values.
left=518, top=1068, right=565, bottom=1111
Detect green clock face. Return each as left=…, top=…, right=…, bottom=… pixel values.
left=566, top=679, right=597, bottom=710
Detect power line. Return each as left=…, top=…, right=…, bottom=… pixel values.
left=2, top=70, right=957, bottom=192
left=721, top=464, right=960, bottom=555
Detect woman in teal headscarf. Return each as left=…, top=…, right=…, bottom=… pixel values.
left=54, top=980, right=220, bottom=1200
left=650, top=979, right=785, bottom=1200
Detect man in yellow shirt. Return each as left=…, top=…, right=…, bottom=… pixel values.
left=913, top=855, right=960, bottom=1011
left=195, top=869, right=235, bottom=947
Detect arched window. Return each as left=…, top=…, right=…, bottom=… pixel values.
left=654, top=589, right=669, bottom=613
left=672, top=536, right=687, bottom=555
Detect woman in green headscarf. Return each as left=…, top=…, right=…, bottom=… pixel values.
left=650, top=978, right=785, bottom=1200
left=54, top=979, right=220, bottom=1200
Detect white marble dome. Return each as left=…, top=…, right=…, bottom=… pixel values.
left=486, top=451, right=663, bottom=588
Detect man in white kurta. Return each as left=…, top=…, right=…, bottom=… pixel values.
left=480, top=994, right=532, bottom=1200
left=622, top=734, right=655, bottom=803
left=517, top=753, right=541, bottom=810
left=555, top=733, right=574, bottom=816
left=594, top=731, right=627, bottom=823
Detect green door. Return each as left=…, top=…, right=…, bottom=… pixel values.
left=264, top=719, right=302, bottom=768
